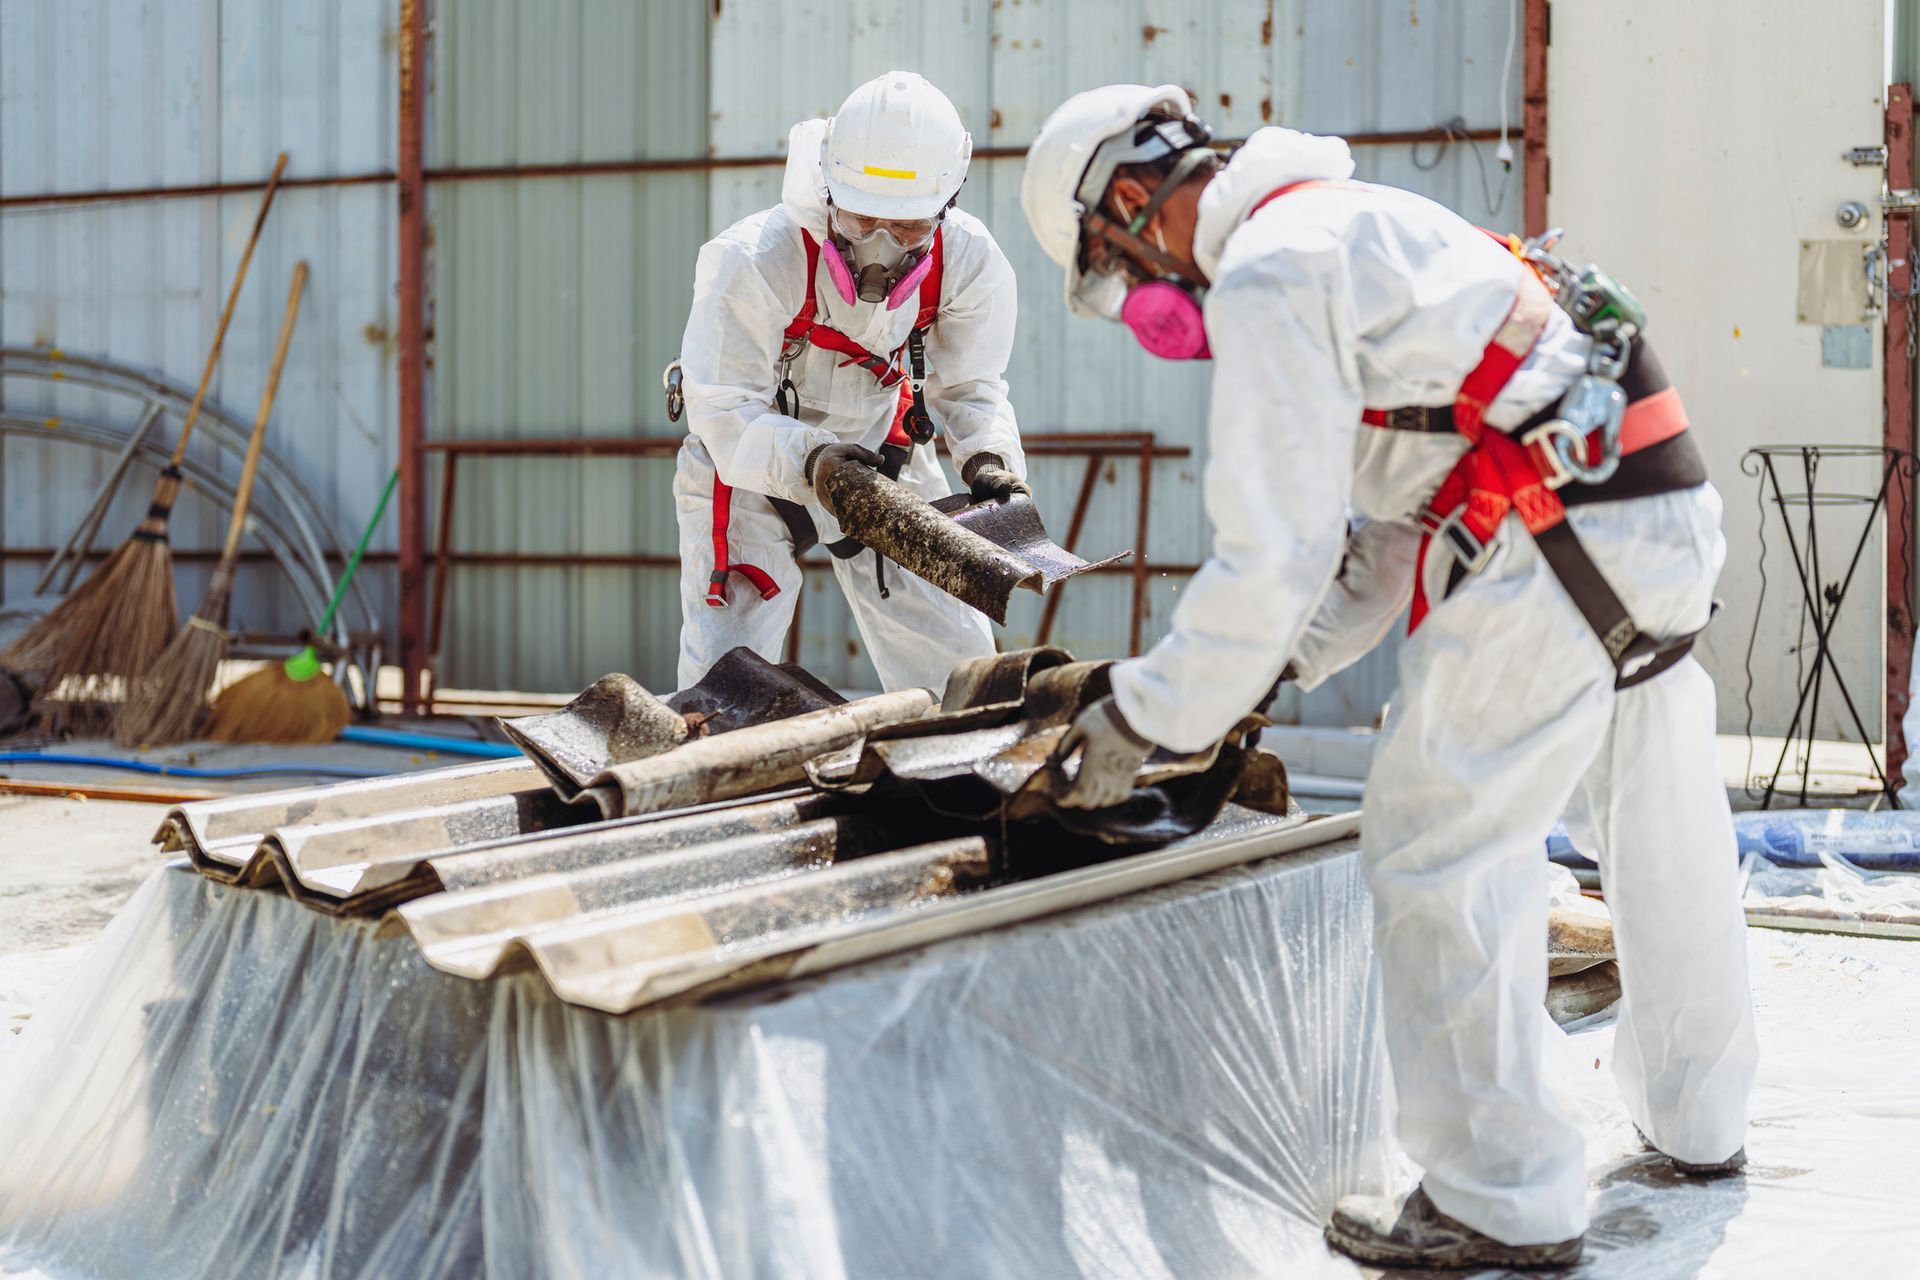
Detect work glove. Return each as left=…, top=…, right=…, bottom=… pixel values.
left=1052, top=694, right=1157, bottom=810
left=962, top=452, right=1033, bottom=504
left=805, top=442, right=884, bottom=520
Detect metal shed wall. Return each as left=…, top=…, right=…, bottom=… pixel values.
left=2, top=0, right=1529, bottom=721
left=428, top=0, right=1528, bottom=721
left=0, top=0, right=401, bottom=653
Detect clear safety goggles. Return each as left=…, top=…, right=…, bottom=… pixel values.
left=830, top=205, right=941, bottom=251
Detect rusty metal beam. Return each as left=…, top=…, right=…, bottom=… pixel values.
left=0, top=128, right=1505, bottom=212
left=1035, top=456, right=1104, bottom=646
left=427, top=452, right=460, bottom=708
left=1131, top=438, right=1154, bottom=655
left=396, top=0, right=430, bottom=715
left=0, top=545, right=1202, bottom=576
left=1523, top=0, right=1550, bottom=238
left=1886, top=83, right=1915, bottom=781
left=0, top=171, right=397, bottom=211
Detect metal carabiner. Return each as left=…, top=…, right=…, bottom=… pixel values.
left=1523, top=375, right=1626, bottom=488
left=662, top=359, right=685, bottom=423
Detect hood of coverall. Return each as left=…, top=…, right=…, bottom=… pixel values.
left=1190, top=127, right=1357, bottom=281
left=782, top=118, right=834, bottom=240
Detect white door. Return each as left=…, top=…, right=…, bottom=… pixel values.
left=1550, top=0, right=1890, bottom=742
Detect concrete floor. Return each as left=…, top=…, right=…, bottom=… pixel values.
left=0, top=732, right=478, bottom=960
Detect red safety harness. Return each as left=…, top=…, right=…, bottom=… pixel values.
left=1249, top=181, right=1709, bottom=687
left=706, top=229, right=944, bottom=607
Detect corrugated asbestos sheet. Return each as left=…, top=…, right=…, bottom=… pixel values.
left=3, top=0, right=1525, bottom=723
left=156, top=753, right=1352, bottom=1016
left=0, top=0, right=401, bottom=646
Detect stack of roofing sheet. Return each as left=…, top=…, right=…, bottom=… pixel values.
left=152, top=646, right=1325, bottom=1014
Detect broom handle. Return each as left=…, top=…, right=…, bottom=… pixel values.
left=216, top=261, right=308, bottom=571
left=170, top=151, right=289, bottom=467
left=317, top=468, right=399, bottom=635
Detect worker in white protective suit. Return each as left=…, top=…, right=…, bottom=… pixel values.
left=670, top=71, right=1027, bottom=694
left=1022, top=86, right=1757, bottom=1270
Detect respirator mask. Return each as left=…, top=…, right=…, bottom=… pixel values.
left=825, top=204, right=940, bottom=308
left=1071, top=115, right=1219, bottom=360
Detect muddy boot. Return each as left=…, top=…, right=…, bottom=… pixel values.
left=1325, top=1185, right=1584, bottom=1270
left=1636, top=1127, right=1748, bottom=1177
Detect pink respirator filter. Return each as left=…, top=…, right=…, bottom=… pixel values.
left=1120, top=280, right=1211, bottom=360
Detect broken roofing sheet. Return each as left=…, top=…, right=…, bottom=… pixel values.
left=810, top=646, right=1290, bottom=846
left=500, top=646, right=848, bottom=798
left=813, top=454, right=1130, bottom=624
left=156, top=645, right=1331, bottom=1015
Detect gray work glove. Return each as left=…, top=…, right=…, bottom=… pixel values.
left=805, top=442, right=884, bottom=520
left=962, top=452, right=1033, bottom=503
left=1052, top=694, right=1156, bottom=809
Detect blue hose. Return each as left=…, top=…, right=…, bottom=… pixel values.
left=337, top=725, right=522, bottom=759
left=0, top=752, right=384, bottom=780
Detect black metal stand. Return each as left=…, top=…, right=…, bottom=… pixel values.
left=1742, top=444, right=1917, bottom=808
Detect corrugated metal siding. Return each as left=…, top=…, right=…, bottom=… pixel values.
left=429, top=0, right=707, bottom=693
left=0, top=0, right=400, bottom=649
left=4, top=0, right=1527, bottom=722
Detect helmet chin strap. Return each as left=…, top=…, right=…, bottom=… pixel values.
left=1086, top=146, right=1218, bottom=287
left=1085, top=211, right=1209, bottom=290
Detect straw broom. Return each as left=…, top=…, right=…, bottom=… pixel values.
left=4, top=153, right=288, bottom=734
left=115, top=261, right=308, bottom=747
left=204, top=468, right=396, bottom=744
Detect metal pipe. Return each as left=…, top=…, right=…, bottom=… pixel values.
left=1, top=348, right=374, bottom=644
left=1035, top=455, right=1104, bottom=646
left=1885, top=84, right=1916, bottom=782
left=418, top=435, right=687, bottom=456
left=417, top=433, right=1190, bottom=460
left=0, top=546, right=1205, bottom=577
left=37, top=400, right=162, bottom=594
left=1523, top=0, right=1550, bottom=238
left=396, top=0, right=429, bottom=714
left=1131, top=437, right=1154, bottom=655
left=0, top=128, right=1508, bottom=212
left=0, top=416, right=334, bottom=624
left=0, top=170, right=396, bottom=211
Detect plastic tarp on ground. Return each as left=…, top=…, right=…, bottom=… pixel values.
left=0, top=839, right=1390, bottom=1280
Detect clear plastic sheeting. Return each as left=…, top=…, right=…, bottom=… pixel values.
left=1541, top=927, right=1920, bottom=1279
left=0, top=839, right=1390, bottom=1280
left=1738, top=852, right=1920, bottom=937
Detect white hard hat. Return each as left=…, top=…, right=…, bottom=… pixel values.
left=823, top=72, right=972, bottom=221
left=1020, top=84, right=1197, bottom=316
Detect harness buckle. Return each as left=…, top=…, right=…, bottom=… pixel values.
left=1421, top=504, right=1497, bottom=575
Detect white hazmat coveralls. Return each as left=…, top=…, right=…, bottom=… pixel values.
left=674, top=119, right=1026, bottom=694
left=1107, top=128, right=1757, bottom=1246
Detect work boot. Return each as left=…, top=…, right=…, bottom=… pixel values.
left=1324, top=1185, right=1584, bottom=1270
left=1636, top=1127, right=1748, bottom=1177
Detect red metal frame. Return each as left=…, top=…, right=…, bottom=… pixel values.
left=1885, top=83, right=1915, bottom=780
left=418, top=433, right=1189, bottom=703
left=396, top=0, right=429, bottom=713
left=1522, top=0, right=1549, bottom=239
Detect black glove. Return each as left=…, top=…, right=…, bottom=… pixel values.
left=805, top=442, right=885, bottom=519
left=962, top=452, right=1033, bottom=503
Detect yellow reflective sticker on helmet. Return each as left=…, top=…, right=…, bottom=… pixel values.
left=862, top=165, right=918, bottom=180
